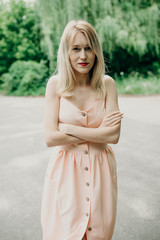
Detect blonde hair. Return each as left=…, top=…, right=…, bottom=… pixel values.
left=56, top=19, right=106, bottom=99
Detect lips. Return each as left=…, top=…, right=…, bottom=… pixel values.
left=78, top=63, right=89, bottom=66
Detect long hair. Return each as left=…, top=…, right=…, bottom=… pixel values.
left=56, top=19, right=106, bottom=99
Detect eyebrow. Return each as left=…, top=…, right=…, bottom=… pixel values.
left=72, top=44, right=90, bottom=47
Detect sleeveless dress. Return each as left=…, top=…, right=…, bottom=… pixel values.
left=41, top=97, right=117, bottom=240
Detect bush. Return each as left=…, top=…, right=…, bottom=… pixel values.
left=0, top=60, right=49, bottom=96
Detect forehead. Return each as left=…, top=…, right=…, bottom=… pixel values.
left=71, top=31, right=89, bottom=46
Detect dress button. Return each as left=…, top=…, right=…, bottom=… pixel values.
left=88, top=227, right=92, bottom=231
left=85, top=167, right=88, bottom=171
left=84, top=150, right=88, bottom=154
left=86, top=182, right=89, bottom=186
left=85, top=213, right=89, bottom=216
left=82, top=112, right=86, bottom=116
left=86, top=197, right=89, bottom=201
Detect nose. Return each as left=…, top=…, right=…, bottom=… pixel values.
left=80, top=49, right=87, bottom=60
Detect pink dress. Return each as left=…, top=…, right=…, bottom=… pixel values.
left=41, top=97, right=117, bottom=240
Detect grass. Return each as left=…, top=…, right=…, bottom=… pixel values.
left=114, top=73, right=160, bottom=95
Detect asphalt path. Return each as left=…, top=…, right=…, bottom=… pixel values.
left=0, top=95, right=160, bottom=240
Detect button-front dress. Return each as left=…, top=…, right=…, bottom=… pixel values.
left=41, top=97, right=118, bottom=240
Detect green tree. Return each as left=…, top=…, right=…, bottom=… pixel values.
left=0, top=0, right=48, bottom=76
left=36, top=0, right=160, bottom=76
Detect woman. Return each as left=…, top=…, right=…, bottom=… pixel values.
left=41, top=19, right=123, bottom=240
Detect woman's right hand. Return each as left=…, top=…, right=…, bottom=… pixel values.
left=100, top=111, right=124, bottom=127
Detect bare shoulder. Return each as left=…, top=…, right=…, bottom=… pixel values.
left=46, top=75, right=59, bottom=89
left=45, top=75, right=59, bottom=97
left=103, top=75, right=116, bottom=88
left=102, top=75, right=117, bottom=95
left=103, top=76, right=119, bottom=112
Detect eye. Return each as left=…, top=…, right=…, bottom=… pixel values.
left=85, top=46, right=92, bottom=51
left=73, top=47, right=80, bottom=51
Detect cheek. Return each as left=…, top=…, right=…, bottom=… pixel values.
left=69, top=53, right=77, bottom=63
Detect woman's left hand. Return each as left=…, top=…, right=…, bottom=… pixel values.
left=100, top=111, right=123, bottom=127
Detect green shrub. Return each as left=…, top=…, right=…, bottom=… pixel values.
left=0, top=60, right=49, bottom=96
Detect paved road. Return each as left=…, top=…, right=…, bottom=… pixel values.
left=0, top=95, right=160, bottom=240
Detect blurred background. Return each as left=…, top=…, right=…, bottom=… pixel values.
left=0, top=0, right=160, bottom=95
left=0, top=0, right=160, bottom=240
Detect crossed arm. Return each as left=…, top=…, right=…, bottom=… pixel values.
left=58, top=110, right=123, bottom=144
left=44, top=75, right=123, bottom=147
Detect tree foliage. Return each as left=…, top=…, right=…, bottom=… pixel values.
left=0, top=0, right=47, bottom=76
left=0, top=0, right=159, bottom=96
left=36, top=0, right=160, bottom=76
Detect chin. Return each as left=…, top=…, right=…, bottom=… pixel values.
left=75, top=67, right=92, bottom=74
left=77, top=70, right=90, bottom=75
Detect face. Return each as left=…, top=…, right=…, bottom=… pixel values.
left=69, top=31, right=96, bottom=76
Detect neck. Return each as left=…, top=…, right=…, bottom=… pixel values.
left=74, top=72, right=90, bottom=87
